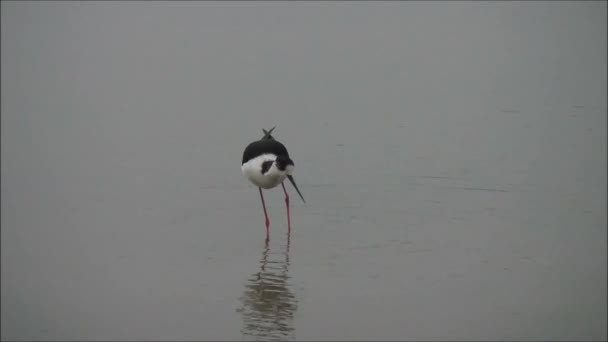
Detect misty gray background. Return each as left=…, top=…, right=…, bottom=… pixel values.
left=2, top=1, right=606, bottom=341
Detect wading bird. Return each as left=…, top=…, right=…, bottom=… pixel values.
left=241, top=127, right=305, bottom=238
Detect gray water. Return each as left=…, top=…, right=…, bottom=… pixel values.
left=2, top=2, right=606, bottom=341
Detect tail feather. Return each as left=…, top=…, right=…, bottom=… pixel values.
left=261, top=126, right=276, bottom=140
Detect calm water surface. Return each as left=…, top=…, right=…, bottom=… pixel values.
left=2, top=2, right=606, bottom=341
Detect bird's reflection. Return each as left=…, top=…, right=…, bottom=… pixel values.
left=238, top=232, right=297, bottom=341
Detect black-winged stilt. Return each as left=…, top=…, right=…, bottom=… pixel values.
left=241, top=126, right=305, bottom=238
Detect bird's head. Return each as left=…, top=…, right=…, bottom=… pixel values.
left=275, top=155, right=294, bottom=174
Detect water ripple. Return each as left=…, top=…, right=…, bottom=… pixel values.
left=238, top=232, right=297, bottom=341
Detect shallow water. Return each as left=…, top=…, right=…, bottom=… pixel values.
left=2, top=2, right=606, bottom=341
left=238, top=233, right=296, bottom=341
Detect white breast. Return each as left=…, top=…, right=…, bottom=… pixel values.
left=241, top=154, right=288, bottom=189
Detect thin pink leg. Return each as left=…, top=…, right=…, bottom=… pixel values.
left=281, top=182, right=291, bottom=231
left=259, top=187, right=270, bottom=238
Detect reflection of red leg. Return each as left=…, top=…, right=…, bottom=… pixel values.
left=259, top=187, right=270, bottom=238
left=281, top=182, right=291, bottom=231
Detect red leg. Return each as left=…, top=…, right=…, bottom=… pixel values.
left=281, top=182, right=291, bottom=231
left=259, top=187, right=270, bottom=238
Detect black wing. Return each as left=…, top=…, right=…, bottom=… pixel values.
left=242, top=139, right=289, bottom=164
left=262, top=126, right=276, bottom=140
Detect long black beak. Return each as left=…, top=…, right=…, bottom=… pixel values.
left=287, top=175, right=305, bottom=203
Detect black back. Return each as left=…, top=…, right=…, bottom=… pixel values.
left=242, top=138, right=290, bottom=164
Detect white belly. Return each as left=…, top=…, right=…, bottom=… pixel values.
left=241, top=154, right=287, bottom=189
